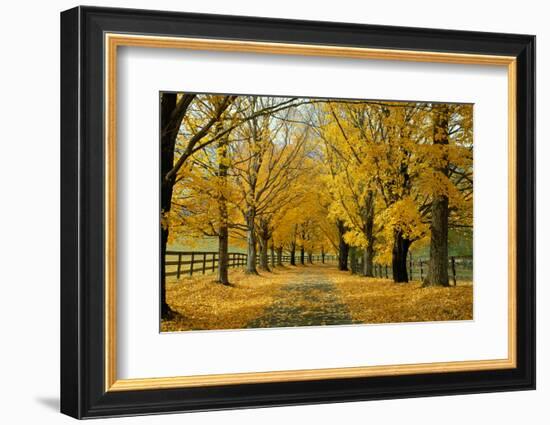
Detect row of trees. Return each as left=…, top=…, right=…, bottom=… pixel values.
left=160, top=93, right=473, bottom=318
left=315, top=101, right=472, bottom=283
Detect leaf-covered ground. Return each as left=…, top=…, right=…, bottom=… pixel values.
left=161, top=264, right=473, bottom=332
left=330, top=270, right=473, bottom=324
left=161, top=267, right=288, bottom=332
left=247, top=273, right=358, bottom=328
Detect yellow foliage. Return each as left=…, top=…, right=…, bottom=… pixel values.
left=317, top=100, right=473, bottom=251
left=167, top=95, right=472, bottom=268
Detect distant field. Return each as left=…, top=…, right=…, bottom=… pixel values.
left=410, top=229, right=473, bottom=258
left=168, top=237, right=246, bottom=253
left=169, top=232, right=472, bottom=259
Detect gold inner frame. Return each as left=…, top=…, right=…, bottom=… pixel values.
left=104, top=33, right=517, bottom=392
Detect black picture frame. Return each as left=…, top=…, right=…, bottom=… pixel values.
left=60, top=5, right=535, bottom=419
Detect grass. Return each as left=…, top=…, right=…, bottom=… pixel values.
left=161, top=264, right=473, bottom=332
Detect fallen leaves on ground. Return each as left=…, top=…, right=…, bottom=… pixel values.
left=330, top=270, right=473, bottom=323
left=161, top=265, right=473, bottom=332
left=161, top=266, right=291, bottom=332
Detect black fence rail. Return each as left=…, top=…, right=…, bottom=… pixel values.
left=279, top=255, right=338, bottom=265
left=350, top=255, right=473, bottom=284
left=165, top=250, right=470, bottom=284
left=165, top=251, right=338, bottom=279
left=165, top=251, right=247, bottom=279
left=407, top=256, right=473, bottom=284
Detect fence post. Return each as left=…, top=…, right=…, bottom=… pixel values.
left=212, top=253, right=216, bottom=272
left=189, top=252, right=194, bottom=276
left=176, top=253, right=182, bottom=279
left=451, top=256, right=457, bottom=286
left=202, top=253, right=207, bottom=274
left=409, top=254, right=413, bottom=281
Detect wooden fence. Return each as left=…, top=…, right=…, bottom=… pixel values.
left=407, top=256, right=473, bottom=284
left=350, top=255, right=473, bottom=284
left=165, top=250, right=470, bottom=284
left=165, top=251, right=337, bottom=279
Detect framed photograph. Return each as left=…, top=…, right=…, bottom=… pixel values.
left=60, top=6, right=535, bottom=419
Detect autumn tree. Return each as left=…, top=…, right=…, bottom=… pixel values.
left=232, top=99, right=311, bottom=273
left=366, top=103, right=429, bottom=282
left=314, top=101, right=441, bottom=282
left=315, top=103, right=379, bottom=276
left=423, top=103, right=473, bottom=286
left=163, top=95, right=305, bottom=295
left=160, top=93, right=236, bottom=317
left=425, top=104, right=450, bottom=286
left=168, top=124, right=240, bottom=286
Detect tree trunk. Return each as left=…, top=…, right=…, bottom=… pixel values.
left=392, top=230, right=412, bottom=283
left=362, top=244, right=374, bottom=277
left=337, top=219, right=349, bottom=271
left=425, top=104, right=450, bottom=286
left=245, top=114, right=262, bottom=275
left=425, top=196, right=449, bottom=286
left=259, top=236, right=270, bottom=271
left=290, top=243, right=296, bottom=266
left=257, top=218, right=271, bottom=271
left=270, top=243, right=275, bottom=268
left=218, top=225, right=229, bottom=285
left=321, top=246, right=325, bottom=264
left=300, top=246, right=305, bottom=265
left=160, top=225, right=171, bottom=318
left=216, top=136, right=230, bottom=285
left=160, top=93, right=195, bottom=319
left=361, top=192, right=375, bottom=277
left=245, top=210, right=258, bottom=274
left=307, top=251, right=313, bottom=264
left=276, top=246, right=283, bottom=266
left=350, top=247, right=357, bottom=274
